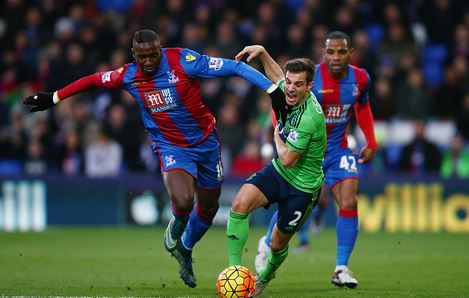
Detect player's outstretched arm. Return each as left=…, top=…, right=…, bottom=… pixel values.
left=23, top=71, right=123, bottom=113
left=235, top=45, right=283, bottom=84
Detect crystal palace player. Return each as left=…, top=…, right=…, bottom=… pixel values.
left=256, top=31, right=377, bottom=288
left=23, top=29, right=280, bottom=288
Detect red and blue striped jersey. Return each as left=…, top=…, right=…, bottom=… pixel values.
left=94, top=48, right=273, bottom=147
left=312, top=63, right=371, bottom=154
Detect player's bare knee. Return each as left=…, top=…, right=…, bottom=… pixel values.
left=231, top=197, right=249, bottom=214
left=171, top=193, right=194, bottom=212
left=269, top=238, right=287, bottom=251
left=339, top=196, right=357, bottom=210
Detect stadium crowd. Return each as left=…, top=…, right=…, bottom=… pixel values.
left=0, top=0, right=468, bottom=178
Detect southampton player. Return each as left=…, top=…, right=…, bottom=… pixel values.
left=227, top=46, right=326, bottom=296
left=23, top=29, right=280, bottom=288
left=256, top=31, right=377, bottom=288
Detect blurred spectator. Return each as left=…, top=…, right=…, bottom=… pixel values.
left=57, top=128, right=83, bottom=175
left=84, top=126, right=122, bottom=177
left=396, top=68, right=433, bottom=119
left=24, top=138, right=48, bottom=175
left=350, top=29, right=376, bottom=71
left=0, top=111, right=27, bottom=160
left=371, top=77, right=395, bottom=120
left=216, top=102, right=245, bottom=176
left=103, top=103, right=141, bottom=171
left=440, top=134, right=469, bottom=178
left=398, top=120, right=442, bottom=175
left=456, top=92, right=469, bottom=142
left=378, top=22, right=419, bottom=74
left=433, top=65, right=464, bottom=118
left=422, top=0, right=462, bottom=44
left=231, top=141, right=265, bottom=178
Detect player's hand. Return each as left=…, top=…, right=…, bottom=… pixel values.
left=358, top=146, right=376, bottom=164
left=23, top=92, right=55, bottom=113
left=235, top=45, right=266, bottom=62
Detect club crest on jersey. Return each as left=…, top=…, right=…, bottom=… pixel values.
left=208, top=57, right=223, bottom=71
left=287, top=130, right=299, bottom=143
left=164, top=155, right=176, bottom=167
left=352, top=83, right=359, bottom=97
left=167, top=70, right=180, bottom=84
left=101, top=71, right=112, bottom=83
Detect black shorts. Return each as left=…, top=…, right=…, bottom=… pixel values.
left=246, top=163, right=321, bottom=234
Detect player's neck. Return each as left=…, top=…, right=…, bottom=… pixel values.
left=329, top=68, right=348, bottom=80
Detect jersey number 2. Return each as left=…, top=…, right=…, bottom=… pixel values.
left=288, top=211, right=302, bottom=226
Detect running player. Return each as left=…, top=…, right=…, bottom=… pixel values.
left=256, top=31, right=377, bottom=288
left=227, top=46, right=326, bottom=296
left=23, top=29, right=280, bottom=288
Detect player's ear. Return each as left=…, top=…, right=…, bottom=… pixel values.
left=307, top=81, right=314, bottom=90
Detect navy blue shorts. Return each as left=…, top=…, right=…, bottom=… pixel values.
left=246, top=163, right=321, bottom=234
left=152, top=130, right=223, bottom=189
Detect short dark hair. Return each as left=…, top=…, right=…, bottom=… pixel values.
left=133, top=29, right=159, bottom=47
left=284, top=58, right=315, bottom=83
left=323, top=31, right=352, bottom=49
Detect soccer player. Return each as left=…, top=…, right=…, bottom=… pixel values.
left=23, top=29, right=280, bottom=288
left=227, top=46, right=326, bottom=296
left=256, top=31, right=377, bottom=288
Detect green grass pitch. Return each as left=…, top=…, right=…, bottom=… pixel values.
left=1, top=227, right=468, bottom=297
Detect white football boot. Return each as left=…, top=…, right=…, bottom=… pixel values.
left=331, top=265, right=358, bottom=288
left=254, top=235, right=270, bottom=274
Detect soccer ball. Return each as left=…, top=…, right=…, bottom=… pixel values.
left=216, top=265, right=256, bottom=298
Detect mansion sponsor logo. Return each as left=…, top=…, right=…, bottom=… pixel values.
left=144, top=89, right=177, bottom=113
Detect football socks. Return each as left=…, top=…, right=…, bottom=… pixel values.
left=226, top=210, right=249, bottom=266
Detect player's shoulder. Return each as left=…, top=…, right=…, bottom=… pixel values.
left=315, top=63, right=325, bottom=74
left=301, top=96, right=324, bottom=125
left=349, top=65, right=370, bottom=83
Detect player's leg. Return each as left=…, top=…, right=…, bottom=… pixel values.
left=331, top=178, right=359, bottom=288
left=254, top=184, right=320, bottom=296
left=255, top=211, right=277, bottom=273
left=179, top=187, right=220, bottom=256
left=163, top=169, right=195, bottom=252
left=157, top=142, right=200, bottom=287
left=227, top=183, right=269, bottom=265
left=161, top=169, right=199, bottom=288
left=181, top=131, right=223, bottom=251
left=258, top=224, right=292, bottom=282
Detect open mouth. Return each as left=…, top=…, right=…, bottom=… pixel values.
left=286, top=92, right=297, bottom=105
left=331, top=64, right=342, bottom=72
